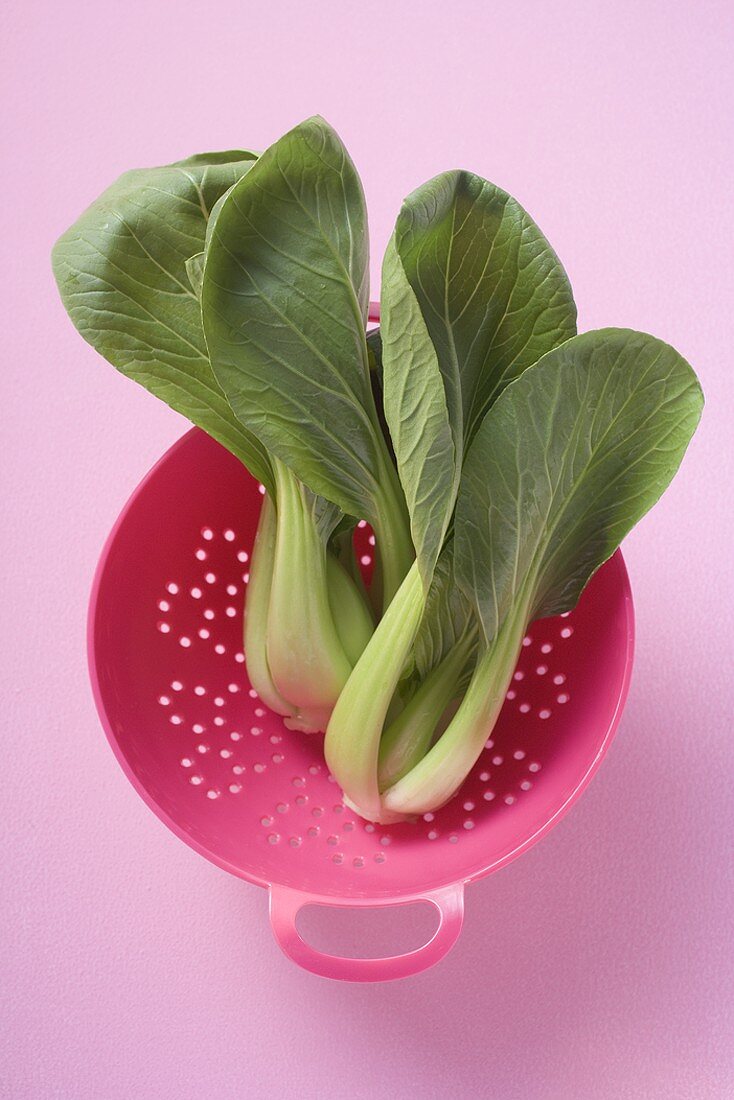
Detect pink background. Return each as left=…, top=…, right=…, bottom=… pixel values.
left=3, top=1, right=733, bottom=1096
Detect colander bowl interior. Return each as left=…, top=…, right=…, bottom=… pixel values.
left=90, top=428, right=634, bottom=905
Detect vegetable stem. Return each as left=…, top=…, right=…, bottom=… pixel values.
left=377, top=629, right=476, bottom=791
left=324, top=561, right=424, bottom=820
left=243, top=493, right=295, bottom=720
left=331, top=525, right=370, bottom=607
left=382, top=590, right=532, bottom=816
left=267, top=459, right=353, bottom=733
left=326, top=554, right=374, bottom=667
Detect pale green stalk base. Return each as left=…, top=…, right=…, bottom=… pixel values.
left=268, top=459, right=353, bottom=733
left=331, top=524, right=373, bottom=609
left=382, top=594, right=531, bottom=817
left=326, top=555, right=374, bottom=667
left=324, top=562, right=425, bottom=821
left=243, top=493, right=295, bottom=720
left=377, top=632, right=475, bottom=791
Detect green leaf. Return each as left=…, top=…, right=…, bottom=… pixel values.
left=51, top=150, right=273, bottom=490
left=185, top=252, right=205, bottom=297
left=205, top=186, right=237, bottom=248
left=366, top=327, right=383, bottom=381
left=326, top=171, right=576, bottom=818
left=384, top=329, right=702, bottom=817
left=202, top=116, right=386, bottom=521
left=413, top=543, right=476, bottom=680
left=169, top=150, right=261, bottom=168
left=380, top=170, right=577, bottom=585
left=381, top=238, right=457, bottom=587
left=397, top=171, right=578, bottom=447
left=185, top=187, right=239, bottom=299
left=455, top=328, right=704, bottom=644
left=302, top=482, right=343, bottom=544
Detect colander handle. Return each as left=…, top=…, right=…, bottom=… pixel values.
left=268, top=883, right=465, bottom=982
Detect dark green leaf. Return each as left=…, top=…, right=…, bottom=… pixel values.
left=52, top=150, right=272, bottom=489
left=381, top=170, right=577, bottom=584
left=185, top=252, right=205, bottom=297
left=381, top=238, right=456, bottom=586
left=455, top=328, right=704, bottom=643
left=202, top=116, right=388, bottom=522
left=413, top=542, right=477, bottom=680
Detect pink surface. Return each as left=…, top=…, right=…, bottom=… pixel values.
left=2, top=0, right=732, bottom=1094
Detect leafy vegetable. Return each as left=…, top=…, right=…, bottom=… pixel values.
left=325, top=170, right=577, bottom=820
left=385, top=171, right=578, bottom=583
left=264, top=457, right=367, bottom=732
left=201, top=117, right=414, bottom=609
left=381, top=329, right=703, bottom=815
left=54, top=118, right=703, bottom=823
left=52, top=150, right=272, bottom=489
left=52, top=146, right=374, bottom=733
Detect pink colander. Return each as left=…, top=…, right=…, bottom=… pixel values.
left=90, top=429, right=634, bottom=982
